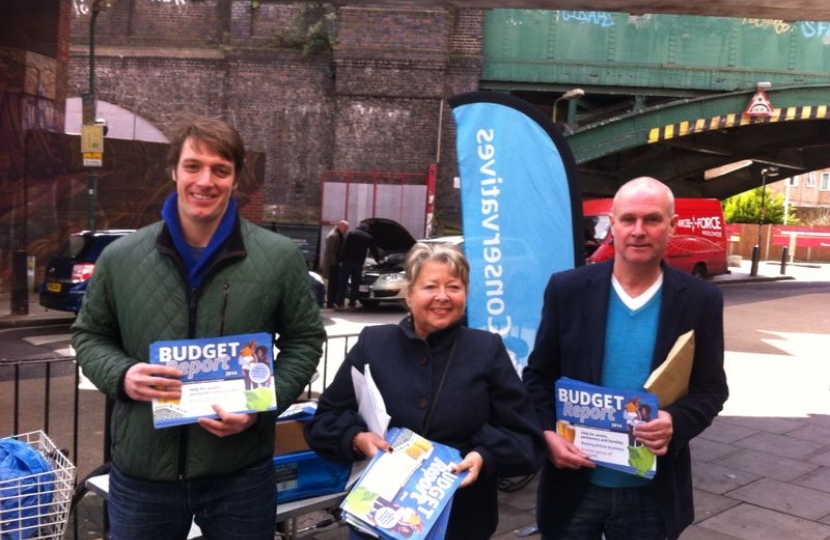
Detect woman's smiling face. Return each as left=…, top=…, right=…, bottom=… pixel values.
left=406, top=260, right=467, bottom=339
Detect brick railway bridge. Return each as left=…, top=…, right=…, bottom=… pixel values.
left=2, top=1, right=830, bottom=279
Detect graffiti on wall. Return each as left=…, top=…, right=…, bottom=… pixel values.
left=800, top=21, right=830, bottom=42
left=742, top=18, right=830, bottom=43
left=559, top=11, right=616, bottom=27
left=551, top=10, right=830, bottom=45
left=741, top=18, right=793, bottom=35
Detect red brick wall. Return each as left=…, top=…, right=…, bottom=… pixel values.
left=239, top=184, right=266, bottom=224
left=3, top=2, right=486, bottom=287
left=0, top=0, right=70, bottom=284
left=63, top=2, right=482, bottom=228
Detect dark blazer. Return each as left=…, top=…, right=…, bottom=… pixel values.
left=339, top=227, right=379, bottom=266
left=523, top=260, right=728, bottom=540
left=305, top=320, right=546, bottom=540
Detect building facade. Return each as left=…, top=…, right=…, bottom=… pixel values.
left=768, top=173, right=830, bottom=225
left=66, top=1, right=483, bottom=231
left=4, top=1, right=830, bottom=289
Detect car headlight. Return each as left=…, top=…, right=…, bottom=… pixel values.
left=377, top=272, right=405, bottom=284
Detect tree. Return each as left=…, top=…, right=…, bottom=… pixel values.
left=722, top=187, right=786, bottom=224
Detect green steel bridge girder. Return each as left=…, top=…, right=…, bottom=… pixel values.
left=567, top=84, right=830, bottom=199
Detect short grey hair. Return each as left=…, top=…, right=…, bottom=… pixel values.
left=404, top=242, right=470, bottom=290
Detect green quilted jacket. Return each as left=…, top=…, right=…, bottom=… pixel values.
left=71, top=218, right=325, bottom=481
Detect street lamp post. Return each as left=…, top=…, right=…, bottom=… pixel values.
left=749, top=166, right=779, bottom=276
left=86, top=0, right=114, bottom=231
left=552, top=88, right=585, bottom=128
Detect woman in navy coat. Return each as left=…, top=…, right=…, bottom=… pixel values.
left=305, top=242, right=545, bottom=539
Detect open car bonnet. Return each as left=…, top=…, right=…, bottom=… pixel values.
left=359, top=218, right=417, bottom=260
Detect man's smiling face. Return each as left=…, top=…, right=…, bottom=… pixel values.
left=174, top=137, right=237, bottom=238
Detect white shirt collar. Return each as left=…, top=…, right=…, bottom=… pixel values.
left=611, top=272, right=663, bottom=310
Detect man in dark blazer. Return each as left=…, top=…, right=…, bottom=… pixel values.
left=335, top=222, right=380, bottom=310
left=523, top=177, right=728, bottom=540
left=321, top=220, right=348, bottom=308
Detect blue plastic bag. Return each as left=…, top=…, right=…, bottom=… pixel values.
left=0, top=437, right=54, bottom=540
left=274, top=450, right=350, bottom=503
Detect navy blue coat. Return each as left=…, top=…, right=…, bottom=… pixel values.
left=523, top=261, right=728, bottom=540
left=305, top=320, right=545, bottom=539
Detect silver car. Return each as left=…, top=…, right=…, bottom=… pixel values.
left=358, top=231, right=463, bottom=308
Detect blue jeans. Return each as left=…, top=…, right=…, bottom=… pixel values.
left=542, top=484, right=666, bottom=540
left=108, top=458, right=276, bottom=540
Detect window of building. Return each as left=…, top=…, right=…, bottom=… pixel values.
left=821, top=172, right=830, bottom=191
left=787, top=177, right=798, bottom=187
left=806, top=173, right=815, bottom=188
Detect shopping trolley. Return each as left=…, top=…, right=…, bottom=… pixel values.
left=0, top=430, right=76, bottom=540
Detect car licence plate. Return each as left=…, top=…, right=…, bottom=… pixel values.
left=359, top=285, right=369, bottom=293
left=46, top=282, right=62, bottom=293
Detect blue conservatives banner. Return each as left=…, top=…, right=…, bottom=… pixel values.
left=449, top=92, right=583, bottom=372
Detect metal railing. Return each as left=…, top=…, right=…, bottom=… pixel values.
left=1, top=355, right=84, bottom=463
left=1, top=333, right=360, bottom=484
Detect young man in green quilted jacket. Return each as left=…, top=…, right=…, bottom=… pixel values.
left=72, top=116, right=325, bottom=540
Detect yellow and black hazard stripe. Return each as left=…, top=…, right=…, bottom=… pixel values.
left=648, top=105, right=830, bottom=143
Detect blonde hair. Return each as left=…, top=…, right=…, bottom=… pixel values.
left=404, top=242, right=470, bottom=290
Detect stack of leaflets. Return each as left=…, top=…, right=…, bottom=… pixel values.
left=555, top=377, right=659, bottom=478
left=277, top=401, right=318, bottom=422
left=340, top=427, right=467, bottom=540
left=149, top=332, right=277, bottom=428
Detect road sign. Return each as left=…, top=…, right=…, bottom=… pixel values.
left=83, top=153, right=103, bottom=167
left=81, top=125, right=104, bottom=152
left=81, top=125, right=104, bottom=167
left=744, top=89, right=774, bottom=117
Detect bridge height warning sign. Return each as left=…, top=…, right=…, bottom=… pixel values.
left=744, top=89, right=774, bottom=117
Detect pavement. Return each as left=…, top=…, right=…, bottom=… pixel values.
left=2, top=259, right=829, bottom=540
left=0, top=290, right=77, bottom=328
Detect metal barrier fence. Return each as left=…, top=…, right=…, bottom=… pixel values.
left=0, top=333, right=360, bottom=484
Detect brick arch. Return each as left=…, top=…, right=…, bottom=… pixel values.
left=64, top=98, right=168, bottom=143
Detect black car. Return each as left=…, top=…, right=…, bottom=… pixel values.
left=39, top=229, right=135, bottom=314
left=40, top=228, right=327, bottom=313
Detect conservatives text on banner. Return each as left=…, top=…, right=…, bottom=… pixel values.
left=449, top=92, right=583, bottom=372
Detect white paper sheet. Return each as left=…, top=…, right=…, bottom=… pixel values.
left=351, top=364, right=390, bottom=437
left=349, top=364, right=391, bottom=486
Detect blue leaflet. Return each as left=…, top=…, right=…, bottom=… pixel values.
left=149, top=332, right=277, bottom=428
left=341, top=427, right=467, bottom=540
left=555, top=378, right=660, bottom=478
